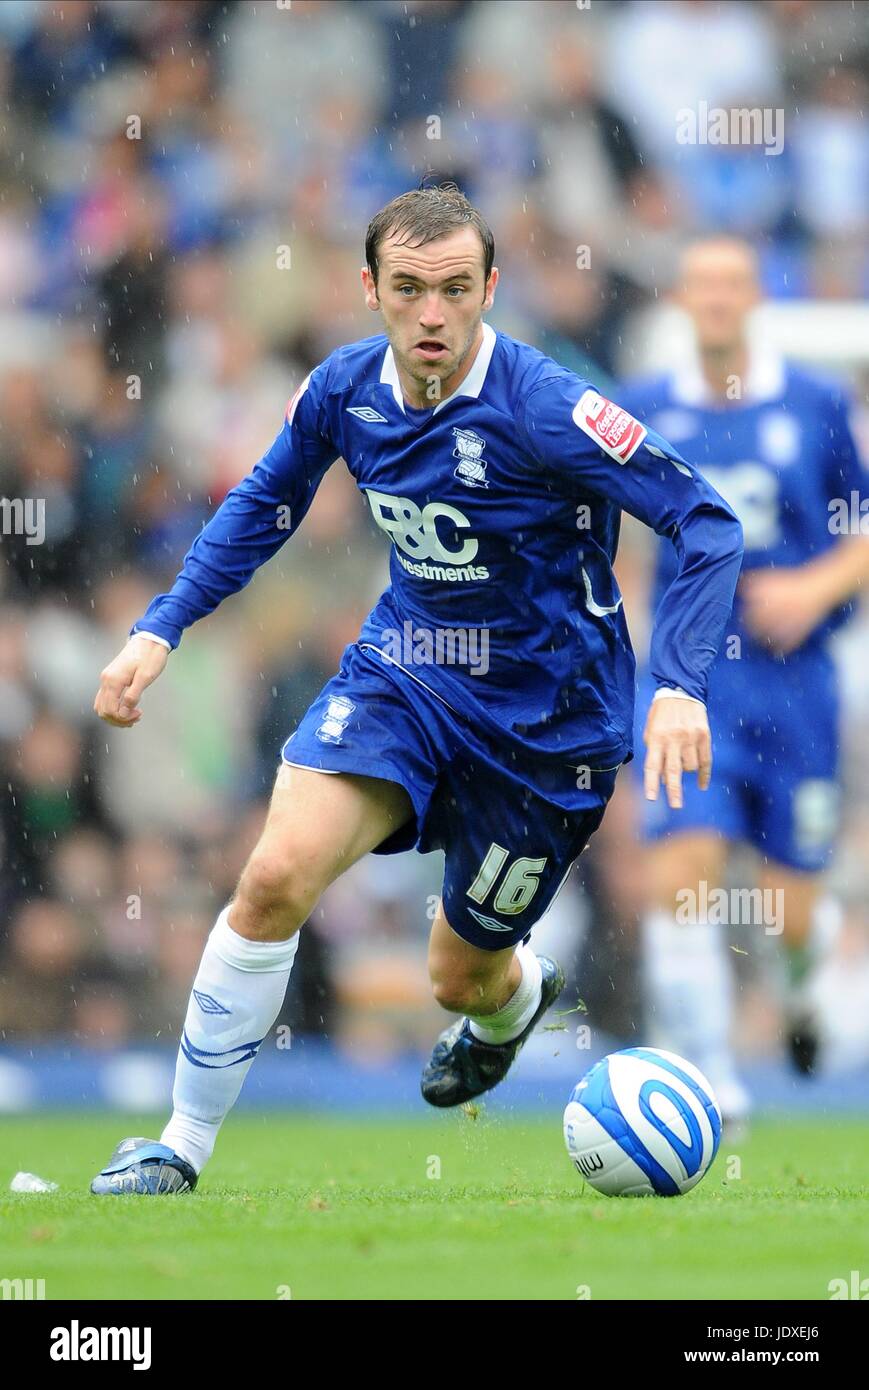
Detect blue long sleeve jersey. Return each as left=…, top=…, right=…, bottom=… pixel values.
left=618, top=359, right=866, bottom=658
left=132, top=325, right=744, bottom=767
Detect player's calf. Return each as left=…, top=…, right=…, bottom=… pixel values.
left=91, top=764, right=414, bottom=1195
left=422, top=905, right=564, bottom=1106
left=427, top=898, right=521, bottom=1015
left=759, top=864, right=825, bottom=1076
left=422, top=948, right=564, bottom=1108
left=641, top=832, right=748, bottom=1125
left=429, top=954, right=520, bottom=1017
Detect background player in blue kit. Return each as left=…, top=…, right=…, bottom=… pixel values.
left=89, top=187, right=743, bottom=1195
left=619, top=237, right=869, bottom=1125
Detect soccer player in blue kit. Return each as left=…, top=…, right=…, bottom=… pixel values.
left=90, top=187, right=743, bottom=1195
left=619, top=237, right=869, bottom=1124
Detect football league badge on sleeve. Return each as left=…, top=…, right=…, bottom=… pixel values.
left=452, top=428, right=489, bottom=488
left=573, top=390, right=646, bottom=464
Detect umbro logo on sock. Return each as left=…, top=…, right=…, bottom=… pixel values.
left=193, top=990, right=231, bottom=1016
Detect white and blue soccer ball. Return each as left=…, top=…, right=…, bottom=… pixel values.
left=563, top=1047, right=722, bottom=1197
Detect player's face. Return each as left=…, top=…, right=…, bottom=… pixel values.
left=679, top=243, right=760, bottom=353
left=362, top=226, right=497, bottom=404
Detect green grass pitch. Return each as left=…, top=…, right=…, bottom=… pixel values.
left=1, top=1113, right=865, bottom=1300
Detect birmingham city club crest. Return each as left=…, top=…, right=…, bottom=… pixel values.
left=452, top=427, right=489, bottom=488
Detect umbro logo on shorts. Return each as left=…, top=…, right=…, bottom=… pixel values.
left=466, top=906, right=513, bottom=932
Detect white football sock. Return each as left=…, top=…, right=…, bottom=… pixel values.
left=160, top=905, right=299, bottom=1174
left=642, top=910, right=747, bottom=1114
left=468, top=943, right=543, bottom=1045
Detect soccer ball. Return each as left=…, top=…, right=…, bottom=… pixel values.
left=563, top=1047, right=722, bottom=1197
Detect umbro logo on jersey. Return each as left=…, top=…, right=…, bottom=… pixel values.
left=347, top=406, right=388, bottom=423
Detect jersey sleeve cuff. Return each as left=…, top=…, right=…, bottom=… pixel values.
left=652, top=685, right=706, bottom=706
left=130, top=626, right=175, bottom=651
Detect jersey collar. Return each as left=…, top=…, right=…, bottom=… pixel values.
left=379, top=322, right=497, bottom=416
left=670, top=348, right=786, bottom=406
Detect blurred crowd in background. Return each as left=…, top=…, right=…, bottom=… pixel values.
left=0, top=0, right=867, bottom=1061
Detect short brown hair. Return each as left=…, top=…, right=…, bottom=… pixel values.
left=365, top=184, right=495, bottom=286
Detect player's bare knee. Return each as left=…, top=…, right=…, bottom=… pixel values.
left=430, top=969, right=499, bottom=1015
left=648, top=837, right=727, bottom=914
left=431, top=978, right=477, bottom=1014
left=234, top=844, right=321, bottom=937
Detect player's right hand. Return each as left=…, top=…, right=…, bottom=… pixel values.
left=94, top=634, right=169, bottom=728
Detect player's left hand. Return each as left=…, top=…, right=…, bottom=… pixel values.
left=738, top=568, right=829, bottom=654
left=642, top=696, right=711, bottom=809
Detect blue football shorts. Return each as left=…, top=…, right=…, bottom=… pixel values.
left=281, top=641, right=620, bottom=950
left=634, top=646, right=841, bottom=873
